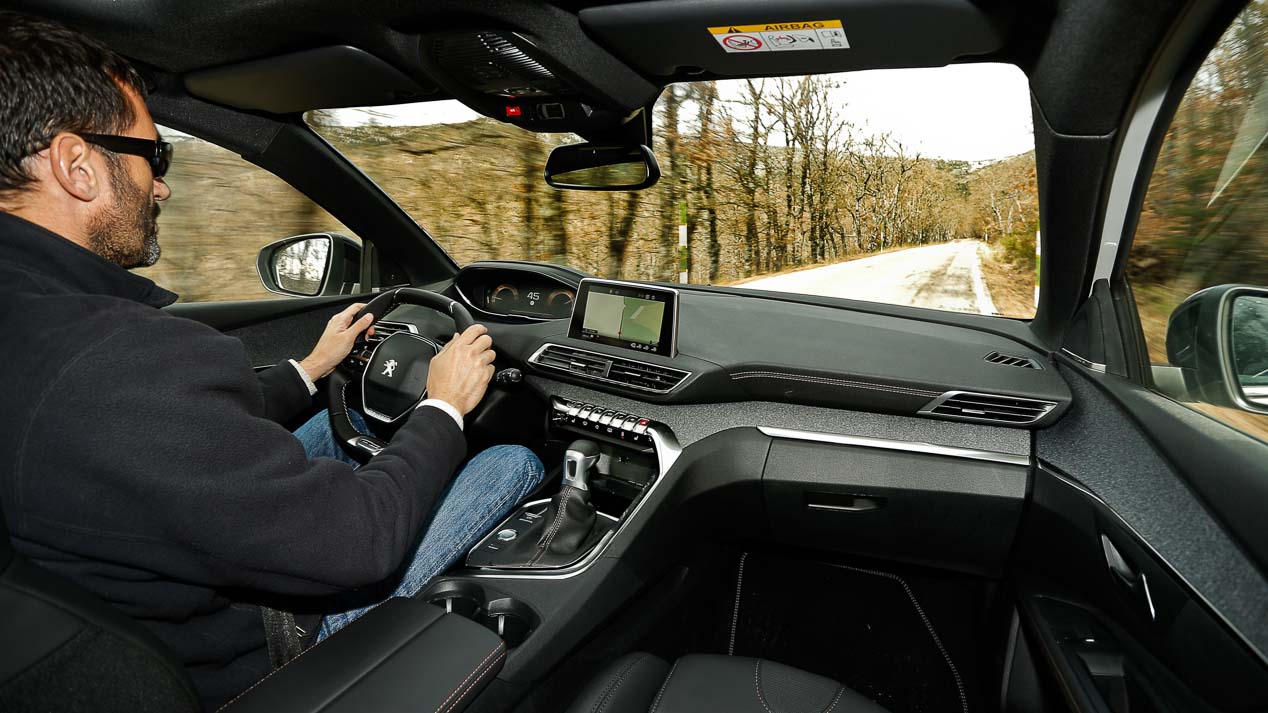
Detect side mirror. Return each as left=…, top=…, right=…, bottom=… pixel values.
left=544, top=144, right=660, bottom=191
left=1164, top=284, right=1268, bottom=413
left=256, top=233, right=362, bottom=297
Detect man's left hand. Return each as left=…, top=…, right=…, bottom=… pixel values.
left=298, top=303, right=375, bottom=380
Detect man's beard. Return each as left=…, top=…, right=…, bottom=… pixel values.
left=87, top=156, right=161, bottom=269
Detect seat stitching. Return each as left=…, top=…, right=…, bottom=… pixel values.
left=442, top=651, right=505, bottom=713
left=728, top=552, right=748, bottom=655
left=753, top=659, right=775, bottom=713
left=826, top=563, right=967, bottom=713
left=340, top=380, right=367, bottom=439
left=591, top=654, right=648, bottom=713
left=440, top=647, right=507, bottom=713
left=217, top=615, right=346, bottom=710
left=647, top=659, right=681, bottom=713
left=434, top=643, right=505, bottom=713
left=530, top=485, right=573, bottom=564
left=757, top=658, right=851, bottom=713
left=821, top=686, right=847, bottom=713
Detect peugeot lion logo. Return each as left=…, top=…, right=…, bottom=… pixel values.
left=381, top=359, right=398, bottom=378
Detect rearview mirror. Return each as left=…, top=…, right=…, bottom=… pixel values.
left=544, top=144, right=660, bottom=191
left=256, top=232, right=362, bottom=297
left=1163, top=284, right=1268, bottom=413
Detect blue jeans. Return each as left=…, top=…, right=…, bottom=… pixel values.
left=292, top=409, right=545, bottom=641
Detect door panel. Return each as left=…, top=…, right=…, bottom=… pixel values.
left=169, top=296, right=362, bottom=368
left=1013, top=361, right=1268, bottom=712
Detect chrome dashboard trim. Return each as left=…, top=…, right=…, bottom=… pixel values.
left=464, top=424, right=682, bottom=581
left=757, top=426, right=1030, bottom=467
left=1060, top=348, right=1108, bottom=374
left=527, top=342, right=693, bottom=395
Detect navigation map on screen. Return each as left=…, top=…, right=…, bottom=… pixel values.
left=581, top=292, right=666, bottom=347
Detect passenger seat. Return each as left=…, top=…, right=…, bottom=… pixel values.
left=565, top=653, right=890, bottom=712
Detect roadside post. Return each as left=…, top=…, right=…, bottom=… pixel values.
left=1035, top=230, right=1042, bottom=307
left=678, top=200, right=689, bottom=283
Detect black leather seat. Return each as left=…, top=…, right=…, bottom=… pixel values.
left=0, top=502, right=504, bottom=712
left=0, top=506, right=202, bottom=712
left=565, top=653, right=890, bottom=713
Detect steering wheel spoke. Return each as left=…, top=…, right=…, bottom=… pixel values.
left=327, top=288, right=475, bottom=460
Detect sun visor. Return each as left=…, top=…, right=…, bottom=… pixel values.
left=184, top=46, right=438, bottom=115
left=580, top=0, right=1007, bottom=78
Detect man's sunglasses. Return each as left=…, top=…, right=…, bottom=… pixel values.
left=79, top=133, right=173, bottom=179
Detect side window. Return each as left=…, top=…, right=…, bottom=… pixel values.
left=1128, top=0, right=1268, bottom=439
left=133, top=128, right=360, bottom=302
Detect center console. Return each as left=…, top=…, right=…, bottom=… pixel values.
left=463, top=397, right=678, bottom=573
left=225, top=597, right=505, bottom=713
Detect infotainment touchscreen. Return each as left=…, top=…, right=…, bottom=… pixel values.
left=568, top=279, right=677, bottom=356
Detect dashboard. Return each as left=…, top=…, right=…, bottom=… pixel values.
left=433, top=260, right=1073, bottom=428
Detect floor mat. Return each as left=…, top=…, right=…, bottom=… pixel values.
left=720, top=552, right=979, bottom=713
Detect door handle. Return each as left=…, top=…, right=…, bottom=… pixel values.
left=1100, top=534, right=1157, bottom=621
left=1101, top=534, right=1138, bottom=585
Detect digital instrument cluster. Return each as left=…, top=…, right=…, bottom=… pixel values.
left=485, top=282, right=575, bottom=319
left=456, top=266, right=577, bottom=320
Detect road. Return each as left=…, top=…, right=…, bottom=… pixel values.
left=740, top=240, right=998, bottom=315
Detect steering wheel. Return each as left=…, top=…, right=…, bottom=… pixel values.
left=327, top=288, right=475, bottom=460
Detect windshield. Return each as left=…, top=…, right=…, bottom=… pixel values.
left=311, top=63, right=1038, bottom=317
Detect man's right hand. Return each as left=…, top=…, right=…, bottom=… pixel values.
left=426, top=324, right=496, bottom=415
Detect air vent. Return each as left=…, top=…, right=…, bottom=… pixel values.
left=919, top=391, right=1057, bottom=426
left=529, top=344, right=691, bottom=393
left=984, top=351, right=1041, bottom=369
left=533, top=344, right=611, bottom=378
left=368, top=320, right=416, bottom=342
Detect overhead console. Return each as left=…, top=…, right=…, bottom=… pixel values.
left=410, top=2, right=660, bottom=137
left=580, top=0, right=1009, bottom=79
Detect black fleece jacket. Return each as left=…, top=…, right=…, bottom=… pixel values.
left=0, top=212, right=467, bottom=710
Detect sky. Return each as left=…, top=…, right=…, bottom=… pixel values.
left=315, top=63, right=1034, bottom=163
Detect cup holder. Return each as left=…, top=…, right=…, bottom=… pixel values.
left=422, top=580, right=485, bottom=619
left=484, top=597, right=540, bottom=648
left=419, top=580, right=540, bottom=648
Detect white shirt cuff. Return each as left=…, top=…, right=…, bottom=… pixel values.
left=417, top=398, right=463, bottom=430
left=287, top=359, right=318, bottom=397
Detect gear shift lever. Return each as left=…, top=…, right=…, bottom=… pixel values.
left=465, top=438, right=618, bottom=569
left=528, top=440, right=601, bottom=564
left=562, top=440, right=601, bottom=493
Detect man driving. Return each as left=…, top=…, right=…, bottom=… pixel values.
left=0, top=13, right=544, bottom=709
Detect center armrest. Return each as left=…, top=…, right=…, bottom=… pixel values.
left=223, top=598, right=506, bottom=713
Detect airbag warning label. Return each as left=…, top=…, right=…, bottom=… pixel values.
left=708, top=20, right=849, bottom=53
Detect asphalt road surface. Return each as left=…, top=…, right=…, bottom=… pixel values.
left=741, top=240, right=998, bottom=315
